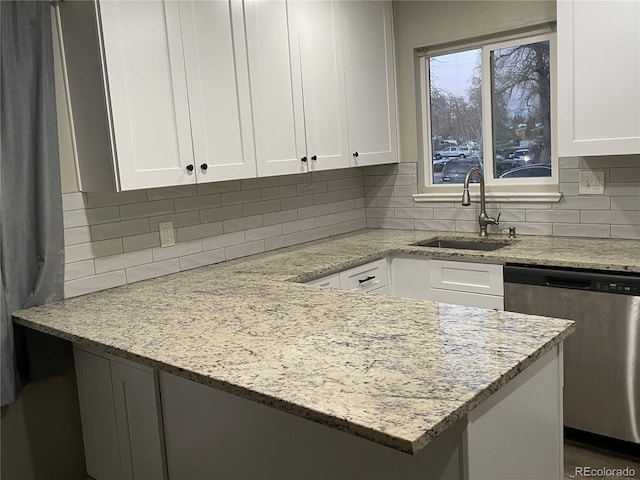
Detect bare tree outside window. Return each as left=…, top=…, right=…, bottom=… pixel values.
left=426, top=37, right=552, bottom=185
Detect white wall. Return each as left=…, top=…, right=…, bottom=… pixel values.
left=392, top=1, right=556, bottom=163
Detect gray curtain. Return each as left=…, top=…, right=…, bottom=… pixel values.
left=1, top=1, right=65, bottom=406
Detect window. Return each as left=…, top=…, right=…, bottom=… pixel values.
left=418, top=31, right=559, bottom=201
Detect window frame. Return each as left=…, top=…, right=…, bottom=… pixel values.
left=415, top=28, right=561, bottom=203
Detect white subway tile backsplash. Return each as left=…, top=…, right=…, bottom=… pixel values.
left=174, top=194, right=221, bottom=212
left=611, top=197, right=640, bottom=210
left=313, top=191, right=342, bottom=205
left=65, top=260, right=95, bottom=281
left=414, top=219, right=455, bottom=231
left=605, top=183, right=640, bottom=196
left=240, top=177, right=279, bottom=190
left=199, top=205, right=243, bottom=224
left=176, top=222, right=224, bottom=243
left=123, top=232, right=161, bottom=253
left=581, top=210, right=640, bottom=225
left=90, top=218, right=150, bottom=241
left=299, top=226, right=330, bottom=243
left=581, top=155, right=640, bottom=168
left=327, top=177, right=363, bottom=191
left=149, top=211, right=201, bottom=231
left=86, top=190, right=147, bottom=208
left=202, top=231, right=245, bottom=251
left=394, top=208, right=433, bottom=220
left=282, top=218, right=315, bottom=234
left=263, top=209, right=298, bottom=226
left=197, top=180, right=241, bottom=195
left=299, top=204, right=329, bottom=220
left=62, top=192, right=86, bottom=211
left=265, top=233, right=300, bottom=251
left=559, top=168, right=580, bottom=183
left=243, top=199, right=281, bottom=217
left=609, top=167, right=640, bottom=183
left=221, top=189, right=261, bottom=206
left=65, top=238, right=123, bottom=263
left=330, top=220, right=360, bottom=236
left=223, top=215, right=263, bottom=234
left=261, top=185, right=298, bottom=200
left=245, top=224, right=283, bottom=242
left=611, top=225, right=640, bottom=239
left=94, top=249, right=153, bottom=274
left=281, top=194, right=314, bottom=210
left=328, top=199, right=356, bottom=214
left=126, top=259, right=180, bottom=283
left=179, top=249, right=226, bottom=271
left=553, top=197, right=611, bottom=210
left=225, top=240, right=265, bottom=260
left=553, top=223, right=611, bottom=238
left=314, top=213, right=343, bottom=228
left=152, top=239, right=202, bottom=262
left=377, top=218, right=415, bottom=230
left=342, top=208, right=366, bottom=222
left=64, top=226, right=92, bottom=246
left=146, top=185, right=197, bottom=200
left=297, top=181, right=328, bottom=195
left=278, top=172, right=312, bottom=185
left=119, top=199, right=174, bottom=220
left=63, top=206, right=119, bottom=228
left=341, top=187, right=365, bottom=201
left=505, top=222, right=553, bottom=236
left=65, top=270, right=126, bottom=298
left=525, top=210, right=580, bottom=223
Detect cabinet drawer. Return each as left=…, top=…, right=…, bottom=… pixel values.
left=306, top=274, right=340, bottom=289
left=429, top=260, right=503, bottom=296
left=339, top=259, right=389, bottom=292
left=368, top=285, right=389, bottom=295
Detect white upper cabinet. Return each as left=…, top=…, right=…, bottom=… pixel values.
left=342, top=1, right=398, bottom=166
left=246, top=0, right=351, bottom=176
left=557, top=0, right=640, bottom=157
left=60, top=0, right=256, bottom=191
left=179, top=1, right=257, bottom=183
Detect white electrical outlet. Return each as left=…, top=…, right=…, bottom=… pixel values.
left=158, top=221, right=175, bottom=247
left=578, top=171, right=605, bottom=195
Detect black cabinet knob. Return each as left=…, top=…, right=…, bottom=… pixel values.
left=311, top=155, right=317, bottom=161
left=353, top=152, right=359, bottom=158
left=200, top=163, right=208, bottom=170
left=301, top=156, right=308, bottom=163
left=186, top=164, right=194, bottom=171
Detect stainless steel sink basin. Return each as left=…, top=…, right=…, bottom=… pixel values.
left=411, top=238, right=510, bottom=251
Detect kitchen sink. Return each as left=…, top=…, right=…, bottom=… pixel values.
left=411, top=238, right=511, bottom=251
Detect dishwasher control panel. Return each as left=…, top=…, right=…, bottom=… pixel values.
left=504, top=264, right=640, bottom=297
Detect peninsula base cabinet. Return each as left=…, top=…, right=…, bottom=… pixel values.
left=158, top=346, right=563, bottom=479
left=73, top=346, right=167, bottom=480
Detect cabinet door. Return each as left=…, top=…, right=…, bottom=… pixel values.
left=295, top=1, right=351, bottom=172
left=111, top=362, right=167, bottom=480
left=179, top=1, right=257, bottom=183
left=245, top=0, right=308, bottom=177
left=342, top=1, right=398, bottom=166
left=74, top=349, right=123, bottom=480
left=97, top=0, right=195, bottom=190
left=557, top=0, right=640, bottom=156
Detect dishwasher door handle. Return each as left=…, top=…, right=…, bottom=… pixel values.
left=545, top=276, right=592, bottom=289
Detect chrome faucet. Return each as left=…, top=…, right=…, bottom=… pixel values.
left=461, top=167, right=500, bottom=237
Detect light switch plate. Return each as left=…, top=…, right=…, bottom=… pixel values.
left=158, top=221, right=175, bottom=247
left=578, top=171, right=605, bottom=195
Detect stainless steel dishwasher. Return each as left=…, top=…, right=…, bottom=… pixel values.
left=504, top=264, right=640, bottom=444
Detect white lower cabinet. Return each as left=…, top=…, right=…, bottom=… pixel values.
left=391, top=257, right=504, bottom=310
left=73, top=346, right=167, bottom=480
left=305, top=258, right=389, bottom=293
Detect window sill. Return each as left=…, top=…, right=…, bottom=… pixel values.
left=413, top=191, right=563, bottom=203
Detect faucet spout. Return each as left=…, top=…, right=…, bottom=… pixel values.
left=461, top=167, right=500, bottom=237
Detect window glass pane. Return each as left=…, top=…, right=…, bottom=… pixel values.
left=429, top=49, right=482, bottom=184
left=490, top=40, right=551, bottom=179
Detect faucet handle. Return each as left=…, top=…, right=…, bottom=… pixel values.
left=495, top=212, right=501, bottom=224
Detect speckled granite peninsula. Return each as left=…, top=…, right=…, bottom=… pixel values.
left=10, top=229, right=609, bottom=463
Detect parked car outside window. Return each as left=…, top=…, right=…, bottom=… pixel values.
left=433, top=146, right=469, bottom=160
left=440, top=159, right=482, bottom=183
left=499, top=164, right=551, bottom=178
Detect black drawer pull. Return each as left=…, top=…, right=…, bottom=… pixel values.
left=359, top=275, right=376, bottom=284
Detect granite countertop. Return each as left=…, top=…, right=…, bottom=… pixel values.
left=15, top=229, right=637, bottom=453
